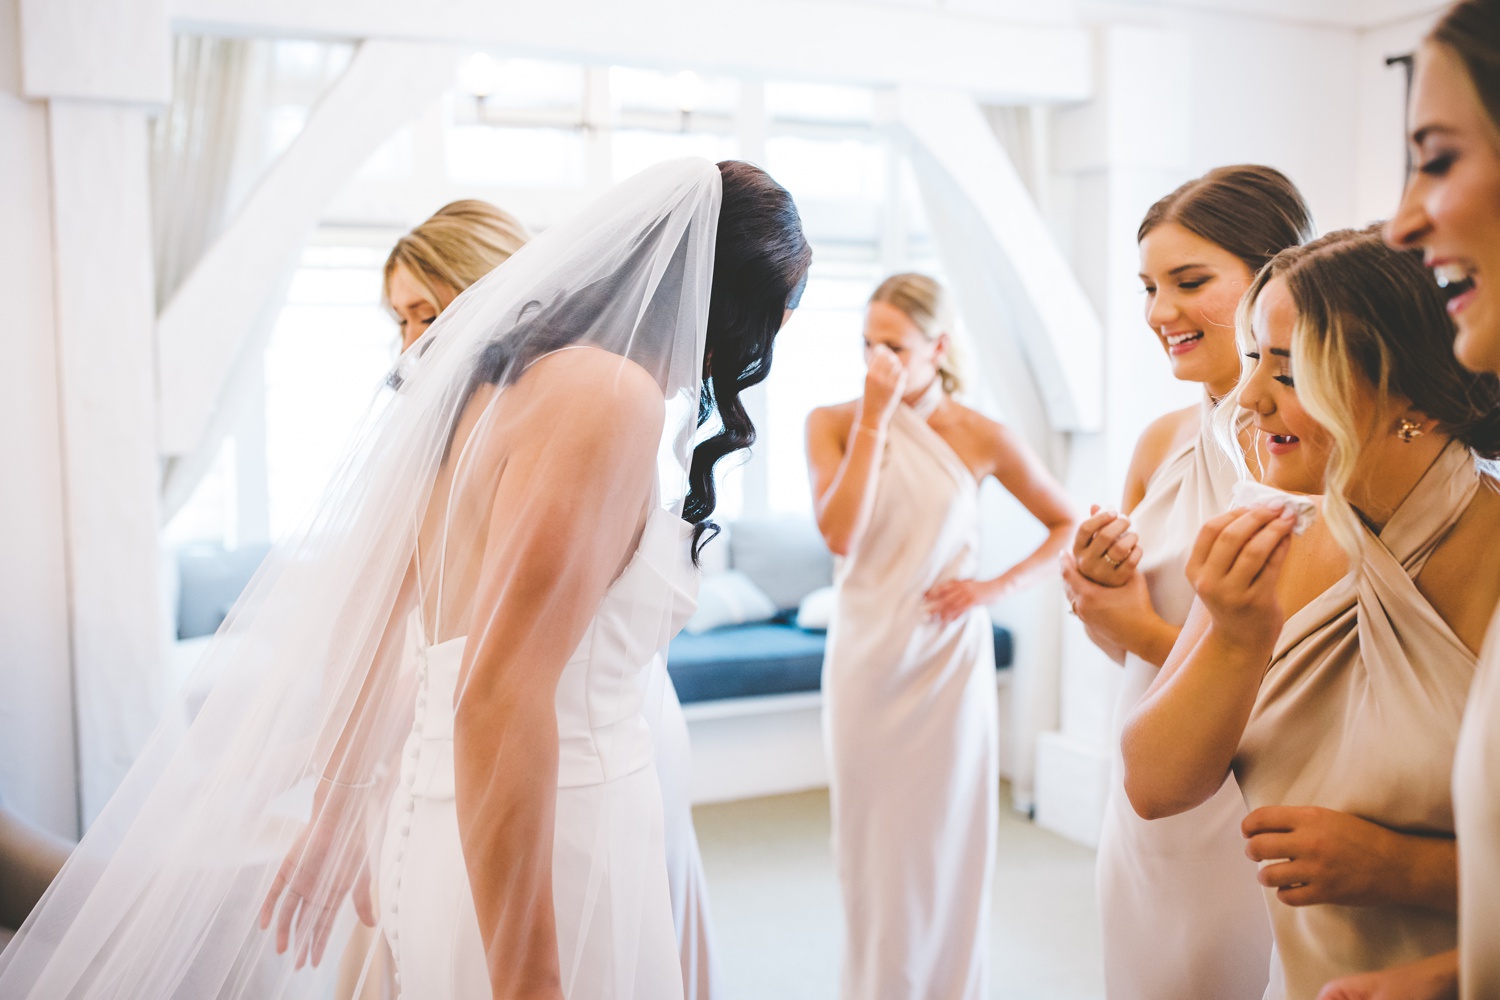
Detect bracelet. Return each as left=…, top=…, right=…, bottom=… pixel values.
left=851, top=423, right=884, bottom=439
left=319, top=774, right=376, bottom=790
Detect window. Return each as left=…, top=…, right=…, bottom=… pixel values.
left=175, top=60, right=952, bottom=561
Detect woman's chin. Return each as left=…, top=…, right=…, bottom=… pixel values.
left=1261, top=459, right=1319, bottom=496
left=1454, top=310, right=1500, bottom=376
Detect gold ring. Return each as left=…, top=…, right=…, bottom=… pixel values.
left=1102, top=552, right=1122, bottom=569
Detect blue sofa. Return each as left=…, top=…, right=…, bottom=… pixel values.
left=664, top=516, right=1012, bottom=704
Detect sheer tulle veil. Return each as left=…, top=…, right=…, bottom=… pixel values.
left=0, top=157, right=728, bottom=998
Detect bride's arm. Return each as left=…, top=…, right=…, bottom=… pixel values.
left=454, top=354, right=664, bottom=1000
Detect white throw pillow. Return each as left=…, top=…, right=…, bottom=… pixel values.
left=682, top=570, right=778, bottom=634
left=796, top=585, right=836, bottom=631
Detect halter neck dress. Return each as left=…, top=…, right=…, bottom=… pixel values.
left=823, top=383, right=998, bottom=1000
left=1236, top=441, right=1479, bottom=999
left=1096, top=396, right=1273, bottom=1000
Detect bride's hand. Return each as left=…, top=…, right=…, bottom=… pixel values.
left=259, top=786, right=378, bottom=969
left=1185, top=505, right=1296, bottom=648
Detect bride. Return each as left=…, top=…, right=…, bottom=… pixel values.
left=0, top=157, right=811, bottom=999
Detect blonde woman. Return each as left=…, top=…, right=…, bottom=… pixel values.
left=1340, top=3, right=1500, bottom=998
left=384, top=199, right=530, bottom=352
left=806, top=274, right=1075, bottom=1000
left=1122, top=227, right=1500, bottom=999
left=1061, top=166, right=1310, bottom=1000
left=380, top=198, right=724, bottom=1000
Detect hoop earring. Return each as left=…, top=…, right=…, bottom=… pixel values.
left=1397, top=418, right=1424, bottom=443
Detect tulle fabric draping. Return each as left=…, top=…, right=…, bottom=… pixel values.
left=0, top=157, right=722, bottom=999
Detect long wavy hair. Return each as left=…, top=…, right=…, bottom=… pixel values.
left=1231, top=225, right=1500, bottom=561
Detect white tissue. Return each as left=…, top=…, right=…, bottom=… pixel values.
left=1228, top=480, right=1318, bottom=535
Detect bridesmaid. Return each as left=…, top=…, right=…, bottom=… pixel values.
left=806, top=274, right=1075, bottom=1000
left=384, top=199, right=725, bottom=999
left=1121, top=226, right=1500, bottom=1000
left=1061, top=165, right=1311, bottom=1000
left=1328, top=3, right=1500, bottom=998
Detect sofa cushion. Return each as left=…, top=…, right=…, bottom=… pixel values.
left=682, top=571, right=778, bottom=634
left=726, top=516, right=833, bottom=611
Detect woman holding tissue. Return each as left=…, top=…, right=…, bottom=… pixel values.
left=1061, top=165, right=1311, bottom=1000
left=806, top=273, right=1074, bottom=1000
left=1122, top=226, right=1500, bottom=999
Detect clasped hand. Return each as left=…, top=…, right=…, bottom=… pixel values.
left=259, top=788, right=378, bottom=969
left=1243, top=805, right=1408, bottom=909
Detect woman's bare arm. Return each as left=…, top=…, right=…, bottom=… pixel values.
left=1121, top=506, right=1296, bottom=819
left=453, top=352, right=663, bottom=1000
left=807, top=346, right=905, bottom=556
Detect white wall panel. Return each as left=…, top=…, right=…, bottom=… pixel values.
left=0, top=0, right=77, bottom=838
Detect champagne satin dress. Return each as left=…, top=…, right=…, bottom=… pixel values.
left=1453, top=602, right=1500, bottom=999
left=823, top=390, right=998, bottom=1000
left=1236, top=441, right=1479, bottom=999
left=1095, top=398, right=1273, bottom=1000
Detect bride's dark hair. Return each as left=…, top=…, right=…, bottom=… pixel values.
left=687, top=161, right=812, bottom=552
left=454, top=160, right=809, bottom=560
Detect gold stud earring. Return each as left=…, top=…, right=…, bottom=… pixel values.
left=1397, top=418, right=1424, bottom=443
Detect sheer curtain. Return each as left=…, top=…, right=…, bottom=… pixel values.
left=152, top=36, right=353, bottom=522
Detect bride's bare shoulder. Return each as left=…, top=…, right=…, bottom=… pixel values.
left=509, top=345, right=665, bottom=441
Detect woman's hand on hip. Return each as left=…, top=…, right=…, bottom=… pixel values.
left=923, top=578, right=998, bottom=624
left=1186, top=505, right=1296, bottom=647
left=1072, top=506, right=1139, bottom=587
left=859, top=344, right=907, bottom=430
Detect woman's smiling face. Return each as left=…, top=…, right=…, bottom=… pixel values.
left=1236, top=277, right=1334, bottom=495
left=1387, top=41, right=1500, bottom=375
left=1138, top=222, right=1255, bottom=400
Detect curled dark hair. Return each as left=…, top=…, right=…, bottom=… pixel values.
left=685, top=161, right=811, bottom=555
left=1430, top=0, right=1500, bottom=138
left=446, top=161, right=811, bottom=562
left=1138, top=165, right=1315, bottom=274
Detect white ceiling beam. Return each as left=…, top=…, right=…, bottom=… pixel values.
left=168, top=0, right=1092, bottom=103
left=20, top=0, right=172, bottom=103
left=156, top=39, right=461, bottom=457
left=1080, top=0, right=1446, bottom=31
left=897, top=87, right=1104, bottom=433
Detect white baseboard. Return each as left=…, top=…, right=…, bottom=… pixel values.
left=684, top=692, right=828, bottom=804
left=1033, top=731, right=1110, bottom=848
left=683, top=674, right=1014, bottom=806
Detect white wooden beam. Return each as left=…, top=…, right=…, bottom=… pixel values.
left=156, top=39, right=460, bottom=457
left=48, top=100, right=169, bottom=825
left=896, top=87, right=1104, bottom=432
left=168, top=0, right=1091, bottom=103
left=0, top=0, right=78, bottom=838
left=20, top=0, right=171, bottom=103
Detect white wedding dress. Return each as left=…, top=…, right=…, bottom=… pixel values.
left=378, top=505, right=697, bottom=1000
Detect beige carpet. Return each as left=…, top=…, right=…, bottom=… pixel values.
left=693, top=785, right=1105, bottom=1000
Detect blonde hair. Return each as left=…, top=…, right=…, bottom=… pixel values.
left=382, top=199, right=530, bottom=312
left=1226, top=225, right=1500, bottom=561
left=869, top=272, right=963, bottom=394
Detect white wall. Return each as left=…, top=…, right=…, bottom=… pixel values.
left=1355, top=11, right=1442, bottom=227
left=0, top=0, right=79, bottom=837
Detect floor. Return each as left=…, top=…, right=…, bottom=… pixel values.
left=693, top=784, right=1105, bottom=1000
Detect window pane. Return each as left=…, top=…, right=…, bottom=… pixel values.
left=456, top=55, right=584, bottom=113
left=612, top=130, right=738, bottom=183
left=610, top=67, right=738, bottom=117
left=764, top=261, right=878, bottom=515
left=264, top=247, right=397, bottom=538
left=765, top=136, right=886, bottom=201
left=765, top=81, right=875, bottom=124
left=445, top=124, right=587, bottom=188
